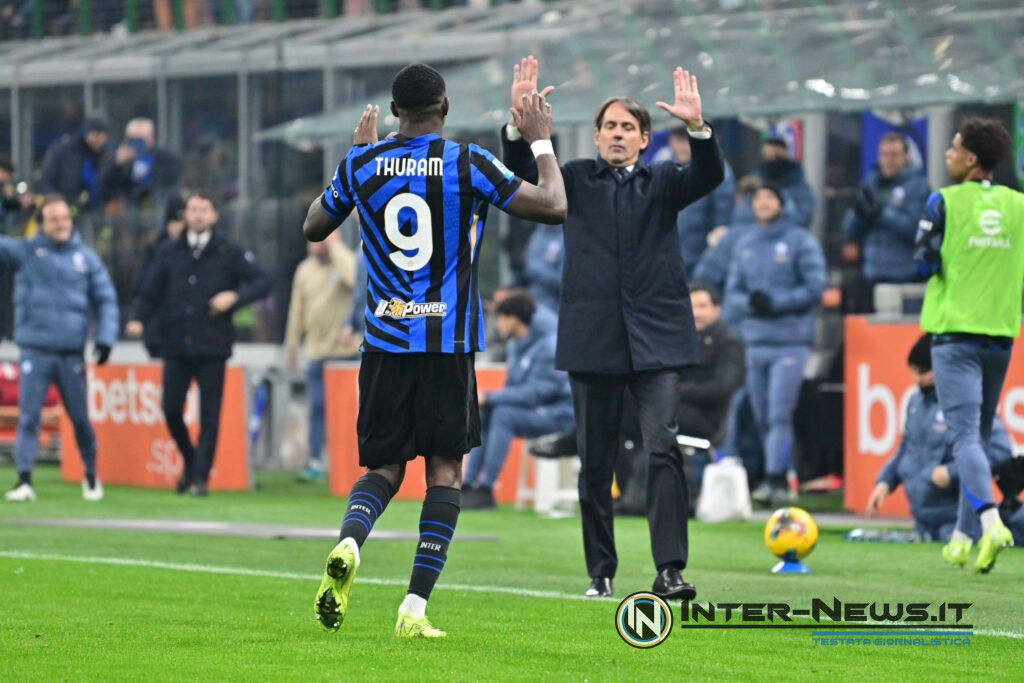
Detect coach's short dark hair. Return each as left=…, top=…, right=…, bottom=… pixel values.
left=689, top=282, right=721, bottom=306
left=495, top=291, right=536, bottom=326
left=594, top=97, right=651, bottom=136
left=880, top=131, right=910, bottom=153
left=186, top=191, right=218, bottom=211
left=959, top=117, right=1012, bottom=171
left=763, top=136, right=788, bottom=151
left=392, top=64, right=446, bottom=111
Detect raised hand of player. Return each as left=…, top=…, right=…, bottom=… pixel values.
left=353, top=104, right=380, bottom=146
left=510, top=91, right=554, bottom=144
left=655, top=67, right=703, bottom=129
left=510, top=55, right=555, bottom=117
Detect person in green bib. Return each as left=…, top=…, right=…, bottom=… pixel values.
left=914, top=117, right=1024, bottom=573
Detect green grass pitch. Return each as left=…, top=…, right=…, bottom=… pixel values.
left=1, top=466, right=1021, bottom=681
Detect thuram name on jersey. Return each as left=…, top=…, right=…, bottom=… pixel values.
left=375, top=156, right=444, bottom=177
left=375, top=297, right=448, bottom=320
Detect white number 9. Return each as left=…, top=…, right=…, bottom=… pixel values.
left=384, top=193, right=433, bottom=271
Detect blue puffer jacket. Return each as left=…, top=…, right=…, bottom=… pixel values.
left=677, top=160, right=735, bottom=275
left=692, top=219, right=756, bottom=295
left=877, top=389, right=1012, bottom=530
left=842, top=166, right=931, bottom=283
left=521, top=224, right=564, bottom=315
left=723, top=217, right=826, bottom=347
left=0, top=232, right=119, bottom=352
left=487, top=322, right=572, bottom=420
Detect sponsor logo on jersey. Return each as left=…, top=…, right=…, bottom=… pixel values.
left=374, top=298, right=448, bottom=320
left=969, top=209, right=1010, bottom=248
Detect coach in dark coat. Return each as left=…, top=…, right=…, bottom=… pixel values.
left=502, top=58, right=724, bottom=600
left=128, top=193, right=271, bottom=496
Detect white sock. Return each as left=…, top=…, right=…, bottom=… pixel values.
left=399, top=593, right=427, bottom=618
left=980, top=507, right=1001, bottom=532
left=951, top=529, right=971, bottom=543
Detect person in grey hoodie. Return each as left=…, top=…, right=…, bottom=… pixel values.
left=724, top=182, right=826, bottom=506
left=0, top=196, right=119, bottom=502
left=867, top=334, right=1017, bottom=542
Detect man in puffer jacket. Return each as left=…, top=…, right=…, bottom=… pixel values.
left=842, top=132, right=931, bottom=287
left=0, top=196, right=119, bottom=503
left=752, top=137, right=816, bottom=228
left=867, top=334, right=1019, bottom=542
left=724, top=182, right=826, bottom=506
left=463, top=292, right=574, bottom=510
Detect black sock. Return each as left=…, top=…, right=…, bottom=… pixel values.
left=86, top=474, right=96, bottom=488
left=18, top=471, right=31, bottom=486
left=339, top=473, right=394, bottom=547
left=408, top=486, right=460, bottom=600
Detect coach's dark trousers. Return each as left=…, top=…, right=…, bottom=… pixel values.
left=162, top=356, right=227, bottom=484
left=570, top=369, right=689, bottom=579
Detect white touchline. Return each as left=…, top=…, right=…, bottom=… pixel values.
left=1, top=550, right=1019, bottom=640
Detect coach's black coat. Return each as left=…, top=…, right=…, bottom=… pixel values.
left=132, top=231, right=272, bottom=359
left=502, top=126, right=725, bottom=373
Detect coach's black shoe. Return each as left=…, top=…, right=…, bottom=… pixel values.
left=190, top=482, right=208, bottom=498
left=176, top=477, right=191, bottom=495
left=652, top=568, right=696, bottom=601
left=585, top=577, right=612, bottom=598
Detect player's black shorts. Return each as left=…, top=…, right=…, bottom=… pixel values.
left=356, top=352, right=481, bottom=468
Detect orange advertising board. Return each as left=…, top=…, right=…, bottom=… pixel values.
left=844, top=317, right=1023, bottom=516
left=324, top=363, right=523, bottom=502
left=61, top=363, right=250, bottom=490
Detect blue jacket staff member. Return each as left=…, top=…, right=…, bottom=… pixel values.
left=463, top=291, right=574, bottom=510
left=724, top=181, right=827, bottom=507
left=127, top=192, right=272, bottom=497
left=1, top=196, right=118, bottom=503
left=867, top=334, right=1014, bottom=542
left=913, top=117, right=1024, bottom=573
left=501, top=56, right=725, bottom=600
left=842, top=132, right=931, bottom=295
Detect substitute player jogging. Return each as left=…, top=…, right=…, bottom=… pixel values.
left=302, top=63, right=566, bottom=638
left=914, top=117, right=1024, bottom=573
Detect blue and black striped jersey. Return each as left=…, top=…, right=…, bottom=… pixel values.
left=321, top=133, right=522, bottom=353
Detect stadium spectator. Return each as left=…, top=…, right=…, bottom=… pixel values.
left=132, top=194, right=187, bottom=358
left=842, top=132, right=931, bottom=307
left=502, top=57, right=723, bottom=601
left=463, top=291, right=574, bottom=510
left=107, top=118, right=183, bottom=207
left=285, top=230, right=362, bottom=483
left=670, top=126, right=735, bottom=276
left=1, top=196, right=118, bottom=503
left=866, top=334, right=1015, bottom=542
left=677, top=283, right=745, bottom=445
left=0, top=156, right=33, bottom=225
left=724, top=181, right=826, bottom=507
left=749, top=136, right=816, bottom=228
left=127, top=192, right=272, bottom=497
left=693, top=174, right=761, bottom=294
left=38, top=113, right=113, bottom=212
left=518, top=222, right=564, bottom=315
left=914, top=117, right=1024, bottom=573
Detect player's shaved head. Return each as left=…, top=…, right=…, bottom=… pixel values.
left=392, top=64, right=446, bottom=112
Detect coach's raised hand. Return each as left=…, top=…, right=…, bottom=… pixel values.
left=353, top=104, right=380, bottom=145
left=655, top=66, right=704, bottom=130
left=510, top=55, right=555, bottom=119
